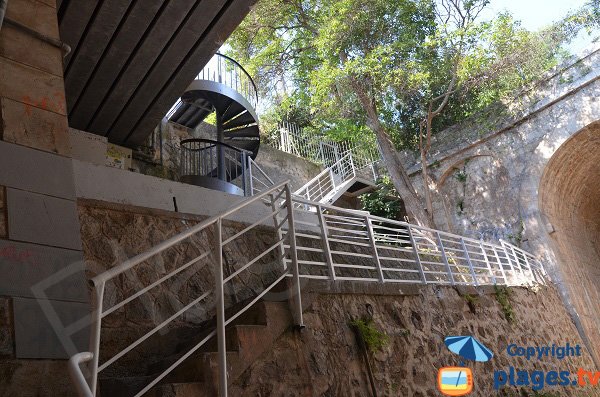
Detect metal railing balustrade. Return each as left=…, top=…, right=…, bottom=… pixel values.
left=69, top=181, right=546, bottom=397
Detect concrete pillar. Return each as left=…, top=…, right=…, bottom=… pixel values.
left=0, top=1, right=88, bottom=395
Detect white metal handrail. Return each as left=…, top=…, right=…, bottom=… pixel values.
left=293, top=152, right=357, bottom=205
left=276, top=121, right=381, bottom=180
left=70, top=181, right=546, bottom=397
left=287, top=195, right=546, bottom=287
left=166, top=53, right=258, bottom=120
left=70, top=181, right=301, bottom=397
left=246, top=156, right=275, bottom=196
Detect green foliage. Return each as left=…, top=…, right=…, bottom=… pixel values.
left=494, top=285, right=516, bottom=323
left=507, top=219, right=525, bottom=246
left=226, top=0, right=596, bottom=152
left=349, top=318, right=389, bottom=352
left=455, top=171, right=467, bottom=183
left=463, top=293, right=479, bottom=314
left=463, top=294, right=479, bottom=306
left=359, top=176, right=404, bottom=220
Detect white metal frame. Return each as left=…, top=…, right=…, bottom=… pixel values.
left=69, top=181, right=546, bottom=397
left=293, top=152, right=358, bottom=205
left=276, top=121, right=381, bottom=181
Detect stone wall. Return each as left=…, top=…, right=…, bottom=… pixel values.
left=232, top=283, right=600, bottom=396
left=253, top=145, right=323, bottom=192
left=399, top=45, right=600, bottom=365
left=0, top=1, right=89, bottom=396
left=77, top=199, right=284, bottom=376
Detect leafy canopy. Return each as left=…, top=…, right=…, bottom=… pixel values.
left=228, top=0, right=599, bottom=150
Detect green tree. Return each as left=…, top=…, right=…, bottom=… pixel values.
left=227, top=0, right=599, bottom=227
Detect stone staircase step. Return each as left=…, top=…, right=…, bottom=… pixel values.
left=149, top=382, right=212, bottom=397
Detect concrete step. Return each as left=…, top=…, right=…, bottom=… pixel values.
left=149, top=382, right=212, bottom=397
left=99, top=296, right=295, bottom=396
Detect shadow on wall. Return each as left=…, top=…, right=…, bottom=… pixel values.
left=539, top=119, right=600, bottom=366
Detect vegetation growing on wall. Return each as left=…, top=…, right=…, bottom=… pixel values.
left=495, top=285, right=516, bottom=323
left=349, top=318, right=389, bottom=352
left=507, top=219, right=525, bottom=246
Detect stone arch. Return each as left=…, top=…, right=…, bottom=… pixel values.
left=537, top=120, right=600, bottom=365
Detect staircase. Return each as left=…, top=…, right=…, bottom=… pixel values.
left=293, top=152, right=376, bottom=206
left=150, top=299, right=292, bottom=397
left=167, top=53, right=260, bottom=195
left=69, top=181, right=547, bottom=397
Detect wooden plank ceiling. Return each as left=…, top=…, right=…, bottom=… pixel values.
left=57, top=0, right=256, bottom=147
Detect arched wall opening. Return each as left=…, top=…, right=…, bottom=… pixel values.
left=539, top=120, right=600, bottom=362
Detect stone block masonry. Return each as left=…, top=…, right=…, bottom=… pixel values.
left=399, top=45, right=600, bottom=366
left=0, top=186, right=6, bottom=238
left=0, top=0, right=88, bottom=395
left=231, top=284, right=600, bottom=396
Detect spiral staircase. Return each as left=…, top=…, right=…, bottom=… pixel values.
left=167, top=53, right=260, bottom=195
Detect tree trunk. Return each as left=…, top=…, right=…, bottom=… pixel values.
left=372, top=123, right=433, bottom=228
left=420, top=149, right=436, bottom=227
left=344, top=65, right=434, bottom=228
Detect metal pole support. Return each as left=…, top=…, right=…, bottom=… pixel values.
left=214, top=219, right=228, bottom=397
left=284, top=184, right=304, bottom=328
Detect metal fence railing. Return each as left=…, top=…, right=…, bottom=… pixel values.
left=69, top=181, right=546, bottom=397
left=166, top=53, right=258, bottom=121
left=293, top=152, right=357, bottom=205
left=286, top=197, right=546, bottom=286
left=179, top=138, right=250, bottom=195
left=275, top=121, right=381, bottom=181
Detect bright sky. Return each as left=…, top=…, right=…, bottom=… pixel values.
left=480, top=0, right=599, bottom=54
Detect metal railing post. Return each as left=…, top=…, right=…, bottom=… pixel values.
left=247, top=155, right=254, bottom=196
left=491, top=246, right=508, bottom=285
left=284, top=184, right=304, bottom=327
left=329, top=168, right=336, bottom=191
left=479, top=241, right=497, bottom=285
left=407, top=226, right=427, bottom=284
left=271, top=192, right=287, bottom=270
left=500, top=240, right=517, bottom=281
left=317, top=205, right=336, bottom=280
left=214, top=219, right=227, bottom=397
left=436, top=232, right=455, bottom=285
left=365, top=216, right=384, bottom=282
left=88, top=284, right=105, bottom=397
left=460, top=238, right=479, bottom=286
left=521, top=251, right=536, bottom=282
left=241, top=152, right=247, bottom=196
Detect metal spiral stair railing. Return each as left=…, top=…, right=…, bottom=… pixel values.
left=168, top=53, right=260, bottom=194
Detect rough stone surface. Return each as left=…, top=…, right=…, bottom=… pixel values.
left=0, top=97, right=70, bottom=155
left=5, top=0, right=60, bottom=40
left=253, top=144, right=324, bottom=192
left=0, top=359, right=78, bottom=397
left=400, top=46, right=600, bottom=364
left=0, top=24, right=63, bottom=76
left=231, top=285, right=600, bottom=396
left=77, top=200, right=284, bottom=374
left=0, top=57, right=67, bottom=116
left=0, top=297, right=14, bottom=357
left=0, top=186, right=6, bottom=238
